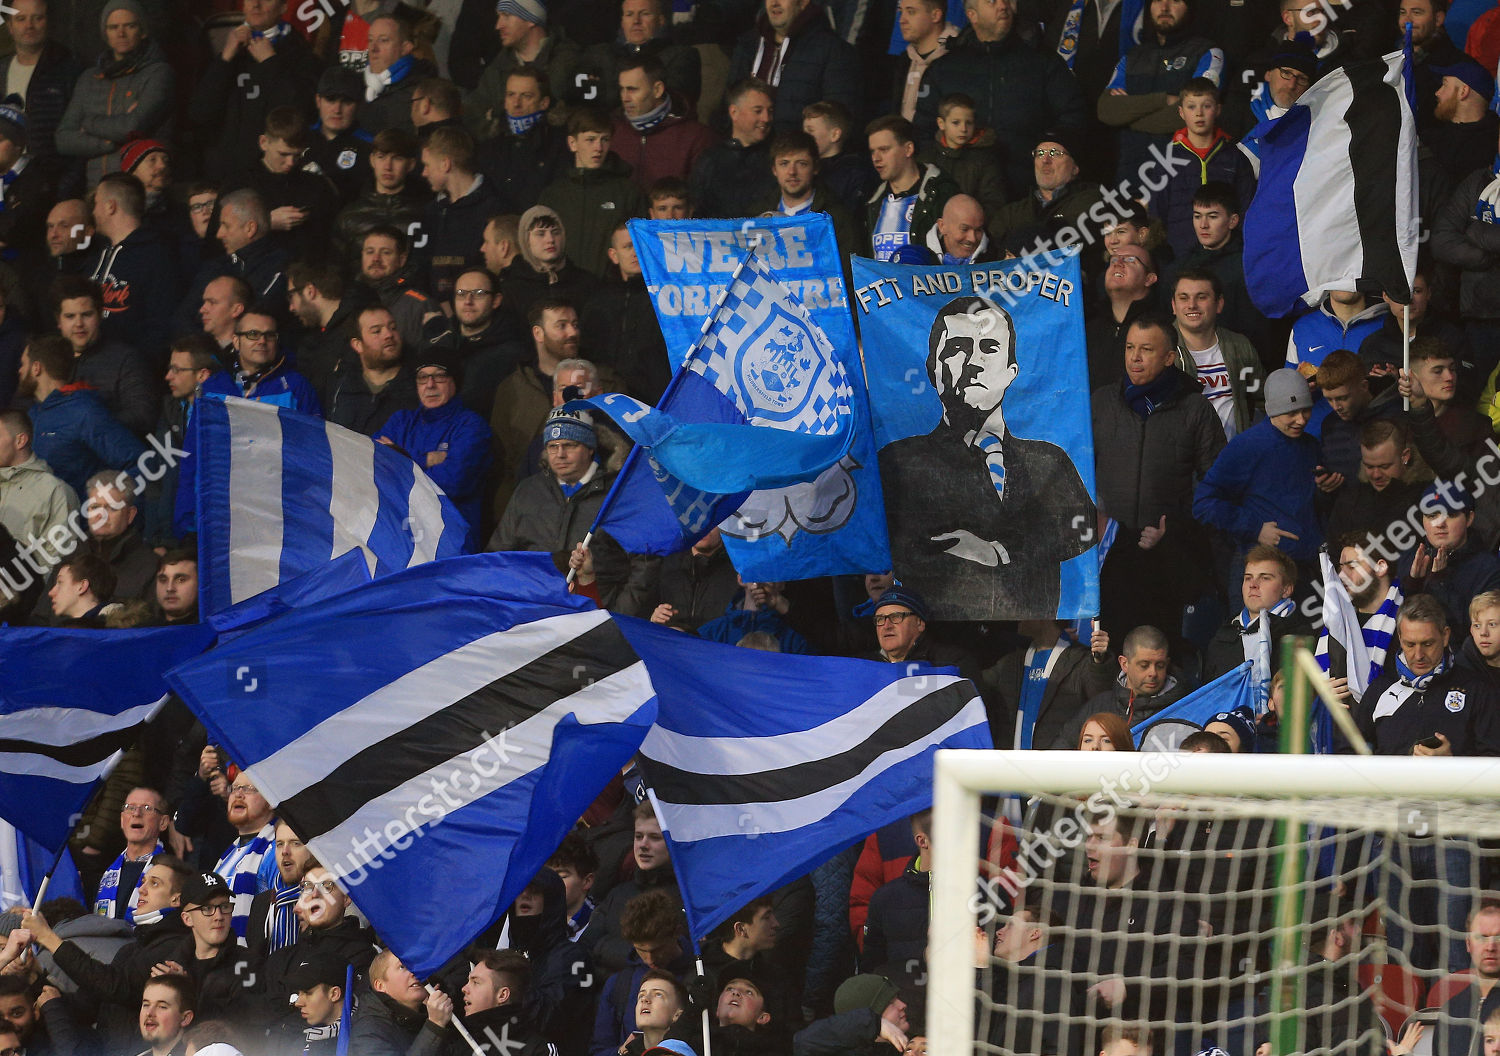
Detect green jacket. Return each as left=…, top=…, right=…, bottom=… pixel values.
left=863, top=163, right=961, bottom=258
left=537, top=155, right=645, bottom=277
left=1173, top=323, right=1264, bottom=435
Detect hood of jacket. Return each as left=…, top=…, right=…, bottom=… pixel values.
left=503, top=866, right=571, bottom=959
left=517, top=204, right=565, bottom=272
left=0, top=453, right=59, bottom=484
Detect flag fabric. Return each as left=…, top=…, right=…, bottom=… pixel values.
left=1314, top=553, right=1402, bottom=753
left=1243, top=47, right=1419, bottom=317
left=208, top=549, right=373, bottom=636
left=615, top=617, right=990, bottom=941
left=165, top=552, right=656, bottom=978
left=631, top=214, right=891, bottom=580
left=0, top=625, right=216, bottom=853
left=193, top=397, right=469, bottom=618
left=849, top=249, right=1099, bottom=621
left=583, top=248, right=856, bottom=555
left=0, top=823, right=83, bottom=908
left=1132, top=663, right=1255, bottom=751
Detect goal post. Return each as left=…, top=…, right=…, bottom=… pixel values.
left=928, top=750, right=1500, bottom=1056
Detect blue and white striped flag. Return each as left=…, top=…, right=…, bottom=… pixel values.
left=167, top=552, right=658, bottom=978
left=617, top=617, right=990, bottom=942
left=194, top=397, right=470, bottom=617
left=1243, top=47, right=1419, bottom=317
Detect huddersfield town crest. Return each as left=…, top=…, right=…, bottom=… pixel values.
left=737, top=305, right=826, bottom=424
left=1446, top=690, right=1466, bottom=713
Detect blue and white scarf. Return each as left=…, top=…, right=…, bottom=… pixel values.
left=215, top=823, right=276, bottom=940
left=364, top=54, right=414, bottom=102
left=249, top=20, right=291, bottom=42
left=508, top=108, right=547, bottom=136
left=1373, top=650, right=1452, bottom=721
left=568, top=896, right=595, bottom=941
left=93, top=841, right=163, bottom=921
left=1238, top=597, right=1296, bottom=712
left=1056, top=0, right=1086, bottom=68
left=1315, top=580, right=1402, bottom=692
left=265, top=879, right=302, bottom=953
left=628, top=97, right=671, bottom=134
left=1474, top=154, right=1500, bottom=225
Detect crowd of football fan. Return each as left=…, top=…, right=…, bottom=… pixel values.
left=5, top=0, right=1500, bottom=1050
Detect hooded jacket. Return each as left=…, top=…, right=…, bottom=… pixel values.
left=538, top=156, right=645, bottom=277
left=727, top=3, right=860, bottom=131
left=1153, top=127, right=1258, bottom=259
left=498, top=208, right=597, bottom=323
left=0, top=453, right=78, bottom=561
left=1078, top=672, right=1188, bottom=733
left=363, top=264, right=436, bottom=351
left=55, top=0, right=174, bottom=185
left=88, top=224, right=180, bottom=367
left=189, top=20, right=322, bottom=181
left=1193, top=415, right=1322, bottom=562
left=377, top=397, right=491, bottom=549
left=1285, top=298, right=1389, bottom=370
left=29, top=382, right=146, bottom=498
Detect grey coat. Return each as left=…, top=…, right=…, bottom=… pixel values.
left=55, top=32, right=174, bottom=185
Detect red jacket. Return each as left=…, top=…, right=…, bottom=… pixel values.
left=610, top=112, right=718, bottom=192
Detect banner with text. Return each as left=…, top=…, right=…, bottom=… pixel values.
left=851, top=248, right=1099, bottom=621
left=631, top=215, right=890, bottom=580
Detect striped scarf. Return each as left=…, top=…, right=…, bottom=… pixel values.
left=93, top=842, right=163, bottom=922
left=1374, top=650, right=1453, bottom=721
left=1237, top=598, right=1295, bottom=712
left=1315, top=581, right=1401, bottom=691
left=215, top=824, right=275, bottom=940
left=266, top=880, right=302, bottom=953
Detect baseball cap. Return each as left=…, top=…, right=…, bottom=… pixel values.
left=181, top=871, right=230, bottom=908
left=285, top=951, right=350, bottom=992
left=317, top=66, right=363, bottom=102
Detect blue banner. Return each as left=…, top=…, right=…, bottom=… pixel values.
left=1132, top=663, right=1256, bottom=751
left=851, top=248, right=1098, bottom=621
left=631, top=215, right=891, bottom=580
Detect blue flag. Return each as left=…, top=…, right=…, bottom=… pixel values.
left=850, top=249, right=1099, bottom=621
left=583, top=248, right=856, bottom=555
left=194, top=397, right=470, bottom=618
left=617, top=617, right=990, bottom=941
left=209, top=549, right=374, bottom=636
left=166, top=552, right=657, bottom=978
left=0, top=624, right=216, bottom=854
left=1132, top=663, right=1255, bottom=750
left=631, top=215, right=891, bottom=579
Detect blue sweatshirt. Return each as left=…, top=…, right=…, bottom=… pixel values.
left=377, top=399, right=492, bottom=551
left=1193, top=416, right=1322, bottom=562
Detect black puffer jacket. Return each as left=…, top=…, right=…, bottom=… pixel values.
left=334, top=185, right=431, bottom=272
left=913, top=27, right=1087, bottom=191
left=1432, top=166, right=1500, bottom=320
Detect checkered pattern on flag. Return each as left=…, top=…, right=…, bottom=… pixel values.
left=689, top=253, right=853, bottom=435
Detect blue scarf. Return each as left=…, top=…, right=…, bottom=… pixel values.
left=508, top=109, right=547, bottom=136
left=1474, top=154, right=1500, bottom=224
left=628, top=97, right=671, bottom=133
left=1316, top=580, right=1402, bottom=689
left=1123, top=367, right=1180, bottom=419
left=215, top=825, right=275, bottom=939
left=266, top=879, right=302, bottom=953
left=1016, top=629, right=1076, bottom=749
left=249, top=20, right=291, bottom=41
left=568, top=896, right=595, bottom=941
left=1395, top=649, right=1449, bottom=691
left=1056, top=0, right=1086, bottom=67
left=93, top=841, right=163, bottom=921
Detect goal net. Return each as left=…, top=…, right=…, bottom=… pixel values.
left=927, top=751, right=1500, bottom=1056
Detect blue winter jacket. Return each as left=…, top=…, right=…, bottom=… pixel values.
left=377, top=399, right=492, bottom=551
left=697, top=594, right=812, bottom=653
left=1192, top=416, right=1322, bottom=562
left=30, top=384, right=147, bottom=498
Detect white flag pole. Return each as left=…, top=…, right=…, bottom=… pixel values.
left=1402, top=302, right=1411, bottom=411
left=426, top=984, right=485, bottom=1055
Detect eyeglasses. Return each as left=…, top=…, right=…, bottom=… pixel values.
left=188, top=200, right=216, bottom=215
left=228, top=784, right=258, bottom=797
left=1032, top=147, right=1068, bottom=158
left=121, top=804, right=164, bottom=816
left=454, top=288, right=493, bottom=299
left=189, top=902, right=233, bottom=918
left=415, top=369, right=452, bottom=382
left=165, top=364, right=199, bottom=374
left=873, top=611, right=916, bottom=627
left=1, top=1045, right=24, bottom=1056
left=1109, top=255, right=1143, bottom=267
left=235, top=329, right=278, bottom=342
left=300, top=879, right=340, bottom=896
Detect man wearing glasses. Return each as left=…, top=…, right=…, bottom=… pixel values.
left=987, top=130, right=1103, bottom=262
left=94, top=788, right=171, bottom=921
left=212, top=778, right=279, bottom=942
left=199, top=308, right=321, bottom=416
left=867, top=587, right=976, bottom=681
left=421, top=267, right=527, bottom=416
left=262, top=865, right=376, bottom=1029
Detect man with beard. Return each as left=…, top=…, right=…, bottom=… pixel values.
left=355, top=225, right=436, bottom=351
left=1313, top=538, right=1404, bottom=715
left=286, top=262, right=368, bottom=397
left=212, top=776, right=278, bottom=943
left=324, top=304, right=419, bottom=437
left=246, top=819, right=314, bottom=967
left=421, top=266, right=527, bottom=416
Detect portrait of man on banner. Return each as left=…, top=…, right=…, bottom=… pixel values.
left=879, top=294, right=1096, bottom=618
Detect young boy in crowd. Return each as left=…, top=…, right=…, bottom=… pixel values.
left=1151, top=79, right=1255, bottom=260
left=918, top=93, right=1007, bottom=223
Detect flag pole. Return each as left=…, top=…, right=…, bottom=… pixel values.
left=643, top=786, right=713, bottom=1056
left=1402, top=302, right=1411, bottom=411
left=426, top=984, right=485, bottom=1055
left=567, top=241, right=763, bottom=585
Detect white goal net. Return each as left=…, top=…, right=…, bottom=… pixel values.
left=927, top=751, right=1500, bottom=1056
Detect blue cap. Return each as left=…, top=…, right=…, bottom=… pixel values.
left=1207, top=707, right=1256, bottom=750
left=872, top=587, right=927, bottom=622
left=1431, top=57, right=1495, bottom=101
left=1420, top=480, right=1474, bottom=516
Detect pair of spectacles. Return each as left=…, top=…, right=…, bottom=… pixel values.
left=873, top=611, right=916, bottom=627
left=228, top=784, right=258, bottom=798
left=188, top=200, right=216, bottom=215
left=235, top=329, right=278, bottom=342
left=1, top=1045, right=24, bottom=1056
left=190, top=902, right=233, bottom=918
left=1109, top=255, right=1142, bottom=267
left=1032, top=147, right=1068, bottom=158
left=416, top=369, right=452, bottom=382
left=300, top=879, right=340, bottom=896
left=121, top=804, right=164, bottom=816
left=454, top=288, right=493, bottom=299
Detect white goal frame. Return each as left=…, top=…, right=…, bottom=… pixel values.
left=928, top=750, right=1500, bottom=1056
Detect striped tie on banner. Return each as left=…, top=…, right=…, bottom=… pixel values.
left=194, top=397, right=469, bottom=616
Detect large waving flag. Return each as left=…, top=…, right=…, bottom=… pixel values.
left=166, top=552, right=656, bottom=977
left=632, top=214, right=891, bottom=580
left=193, top=398, right=469, bottom=618
left=584, top=247, right=854, bottom=555
left=0, top=625, right=217, bottom=855
left=1243, top=46, right=1419, bottom=316
left=616, top=617, right=990, bottom=941
left=1132, top=663, right=1255, bottom=752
